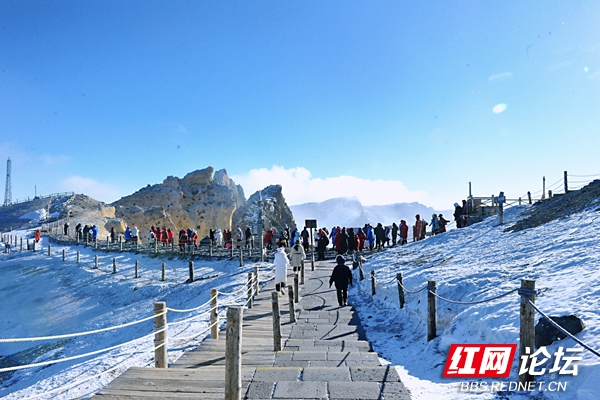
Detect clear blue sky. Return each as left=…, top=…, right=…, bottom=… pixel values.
left=1, top=1, right=599, bottom=209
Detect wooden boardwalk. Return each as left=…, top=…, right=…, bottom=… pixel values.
left=92, top=260, right=411, bottom=399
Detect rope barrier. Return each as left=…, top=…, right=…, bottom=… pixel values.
left=569, top=173, right=600, bottom=178
left=0, top=327, right=164, bottom=373
left=166, top=294, right=215, bottom=313
left=521, top=296, right=600, bottom=358
left=397, top=279, right=429, bottom=294
left=0, top=311, right=164, bottom=343
left=429, top=288, right=518, bottom=305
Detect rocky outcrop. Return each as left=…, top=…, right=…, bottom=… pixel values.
left=112, top=167, right=247, bottom=240
left=232, top=185, right=296, bottom=232
left=535, top=315, right=585, bottom=347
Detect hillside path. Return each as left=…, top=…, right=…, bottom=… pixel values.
left=92, top=259, right=411, bottom=399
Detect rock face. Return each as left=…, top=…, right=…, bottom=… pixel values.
left=232, top=185, right=296, bottom=232
left=535, top=315, right=585, bottom=347
left=112, top=167, right=247, bottom=240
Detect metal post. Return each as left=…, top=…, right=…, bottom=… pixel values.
left=62, top=249, right=66, bottom=262
left=300, top=260, right=305, bottom=285
left=77, top=250, right=80, bottom=263
left=162, top=262, right=166, bottom=282
left=239, top=247, right=243, bottom=268
left=47, top=244, right=51, bottom=256
left=527, top=191, right=532, bottom=205
left=94, top=254, right=98, bottom=269
left=254, top=266, right=259, bottom=295
left=135, top=260, right=139, bottom=278
left=371, top=270, right=376, bottom=296
left=310, top=227, right=315, bottom=271
left=294, top=273, right=299, bottom=303
left=112, top=258, right=117, bottom=274
left=154, top=302, right=167, bottom=368
left=564, top=171, right=568, bottom=194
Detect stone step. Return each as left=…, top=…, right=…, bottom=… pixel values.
left=273, top=350, right=380, bottom=367
left=246, top=366, right=410, bottom=400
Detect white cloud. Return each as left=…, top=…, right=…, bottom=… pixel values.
left=488, top=71, right=513, bottom=82
left=53, top=176, right=123, bottom=203
left=232, top=166, right=427, bottom=206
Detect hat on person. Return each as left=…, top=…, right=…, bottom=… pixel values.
left=336, top=255, right=345, bottom=264
left=454, top=203, right=459, bottom=207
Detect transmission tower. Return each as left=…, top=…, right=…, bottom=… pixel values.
left=4, top=157, right=11, bottom=206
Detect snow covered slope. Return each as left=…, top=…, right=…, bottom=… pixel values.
left=351, top=204, right=600, bottom=399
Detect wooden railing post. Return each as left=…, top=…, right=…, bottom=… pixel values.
left=371, top=270, right=376, bottom=296
left=527, top=191, right=532, bottom=205
left=94, top=254, right=98, bottom=269
left=162, top=262, right=166, bottom=281
left=397, top=272, right=405, bottom=309
left=188, top=261, right=194, bottom=282
left=210, top=288, right=219, bottom=339
left=62, top=249, right=66, bottom=262
left=77, top=250, right=80, bottom=263
left=135, top=260, right=139, bottom=278
left=288, top=287, right=296, bottom=323
left=154, top=302, right=167, bottom=368
left=294, top=274, right=299, bottom=303
left=271, top=291, right=282, bottom=351
left=300, top=260, right=305, bottom=285
left=47, top=244, right=51, bottom=256
left=112, top=258, right=117, bottom=274
left=564, top=171, right=569, bottom=194
left=225, top=306, right=243, bottom=400
left=239, top=247, right=243, bottom=268
left=253, top=266, right=259, bottom=295
left=427, top=280, right=437, bottom=341
left=247, top=273, right=253, bottom=309
left=519, top=279, right=536, bottom=384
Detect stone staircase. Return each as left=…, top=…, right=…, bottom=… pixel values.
left=93, top=260, right=411, bottom=399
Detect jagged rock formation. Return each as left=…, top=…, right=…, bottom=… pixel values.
left=232, top=185, right=296, bottom=232
left=112, top=167, right=247, bottom=240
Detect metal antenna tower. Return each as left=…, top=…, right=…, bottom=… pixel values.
left=4, top=157, right=11, bottom=206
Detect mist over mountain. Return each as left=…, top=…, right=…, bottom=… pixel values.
left=290, top=197, right=453, bottom=229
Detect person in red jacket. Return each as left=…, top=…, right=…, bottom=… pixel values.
left=35, top=229, right=42, bottom=243
left=399, top=220, right=409, bottom=245
left=263, top=229, right=274, bottom=250
left=413, top=215, right=424, bottom=242
left=356, top=228, right=366, bottom=251
left=438, top=214, right=450, bottom=233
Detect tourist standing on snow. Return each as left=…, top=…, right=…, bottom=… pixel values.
left=413, top=215, right=423, bottom=242
left=215, top=229, right=223, bottom=247
left=356, top=228, right=366, bottom=251
left=63, top=222, right=69, bottom=236
left=366, top=224, right=375, bottom=250
left=462, top=199, right=469, bottom=228
left=110, top=227, right=117, bottom=243
left=35, top=229, right=42, bottom=243
left=453, top=203, right=463, bottom=228
left=347, top=228, right=357, bottom=252
left=316, top=229, right=329, bottom=260
left=301, top=227, right=310, bottom=250
left=124, top=226, right=131, bottom=241
left=438, top=214, right=450, bottom=233
left=374, top=223, right=385, bottom=249
left=131, top=226, right=139, bottom=243
left=245, top=227, right=253, bottom=248
left=147, top=228, right=155, bottom=244
left=290, top=242, right=306, bottom=272
left=329, top=255, right=353, bottom=307
left=274, top=243, right=289, bottom=295
left=391, top=223, right=398, bottom=246
left=430, top=214, right=440, bottom=235
left=399, top=220, right=408, bottom=245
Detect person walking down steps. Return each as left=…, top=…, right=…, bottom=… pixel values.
left=329, top=255, right=353, bottom=307
left=274, top=242, right=289, bottom=295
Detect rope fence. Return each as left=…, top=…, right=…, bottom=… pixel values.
left=364, top=266, right=600, bottom=385
left=0, top=261, right=273, bottom=398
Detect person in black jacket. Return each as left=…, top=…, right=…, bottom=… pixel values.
left=329, top=255, right=353, bottom=306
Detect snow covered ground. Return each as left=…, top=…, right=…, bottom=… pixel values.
left=1, top=203, right=599, bottom=399
left=0, top=232, right=274, bottom=399
left=351, top=205, right=600, bottom=400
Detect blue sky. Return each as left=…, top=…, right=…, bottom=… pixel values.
left=1, top=1, right=599, bottom=209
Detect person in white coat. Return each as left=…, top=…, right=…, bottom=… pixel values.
left=290, top=242, right=306, bottom=272
left=274, top=243, right=289, bottom=295
left=215, top=229, right=223, bottom=248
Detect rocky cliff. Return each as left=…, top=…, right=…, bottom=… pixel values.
left=112, top=167, right=247, bottom=240
left=232, top=185, right=297, bottom=232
